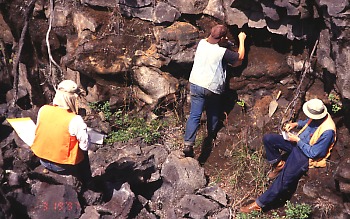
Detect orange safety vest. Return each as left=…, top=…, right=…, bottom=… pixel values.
left=31, top=105, right=84, bottom=165
left=297, top=114, right=336, bottom=168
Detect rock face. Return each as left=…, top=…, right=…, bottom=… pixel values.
left=3, top=0, right=348, bottom=106
left=2, top=0, right=349, bottom=107
left=334, top=154, right=350, bottom=194
left=29, top=183, right=82, bottom=219
left=1, top=0, right=350, bottom=218
left=0, top=112, right=235, bottom=218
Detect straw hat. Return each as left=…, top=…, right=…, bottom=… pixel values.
left=302, top=98, right=328, bottom=120
left=53, top=80, right=80, bottom=114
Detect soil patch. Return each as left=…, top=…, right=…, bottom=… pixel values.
left=188, top=81, right=341, bottom=216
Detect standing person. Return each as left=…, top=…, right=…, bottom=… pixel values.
left=240, top=98, right=336, bottom=213
left=183, top=24, right=247, bottom=157
left=31, top=80, right=92, bottom=184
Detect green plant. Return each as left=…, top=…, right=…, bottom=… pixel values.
left=314, top=198, right=334, bottom=217
left=236, top=210, right=272, bottom=219
left=331, top=103, right=342, bottom=113
left=105, top=113, right=165, bottom=145
left=237, top=99, right=245, bottom=108
left=237, top=202, right=312, bottom=219
left=89, top=101, right=113, bottom=120
left=328, top=92, right=342, bottom=114
left=228, top=140, right=269, bottom=210
left=284, top=200, right=312, bottom=219
left=88, top=102, right=165, bottom=145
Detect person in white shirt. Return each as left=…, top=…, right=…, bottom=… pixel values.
left=183, top=25, right=246, bottom=158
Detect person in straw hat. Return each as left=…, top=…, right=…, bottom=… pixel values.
left=240, top=98, right=336, bottom=213
left=31, top=80, right=92, bottom=183
left=183, top=24, right=246, bottom=158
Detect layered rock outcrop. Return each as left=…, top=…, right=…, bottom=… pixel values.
left=1, top=0, right=350, bottom=218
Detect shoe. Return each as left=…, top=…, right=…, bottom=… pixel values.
left=183, top=145, right=194, bottom=158
left=268, top=160, right=285, bottom=180
left=240, top=201, right=262, bottom=213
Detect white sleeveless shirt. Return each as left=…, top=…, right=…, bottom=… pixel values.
left=189, top=39, right=227, bottom=94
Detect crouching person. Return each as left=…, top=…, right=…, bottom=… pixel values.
left=31, top=80, right=92, bottom=184
left=240, top=98, right=336, bottom=213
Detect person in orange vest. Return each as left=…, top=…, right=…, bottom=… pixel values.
left=31, top=80, right=92, bottom=183
left=240, top=98, right=336, bottom=213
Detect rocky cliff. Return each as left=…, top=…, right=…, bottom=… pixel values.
left=0, top=0, right=350, bottom=218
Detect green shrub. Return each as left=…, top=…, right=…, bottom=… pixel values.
left=88, top=101, right=113, bottom=120
left=285, top=201, right=312, bottom=219
left=237, top=201, right=311, bottom=219
left=88, top=101, right=165, bottom=145
left=328, top=93, right=342, bottom=114
left=236, top=210, right=270, bottom=219
left=105, top=111, right=164, bottom=145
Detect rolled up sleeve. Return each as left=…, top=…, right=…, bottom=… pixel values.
left=69, top=115, right=90, bottom=151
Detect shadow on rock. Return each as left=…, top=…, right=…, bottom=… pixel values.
left=197, top=136, right=214, bottom=165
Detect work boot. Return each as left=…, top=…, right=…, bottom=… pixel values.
left=183, top=145, right=194, bottom=158
left=268, top=160, right=285, bottom=180
left=240, top=201, right=262, bottom=213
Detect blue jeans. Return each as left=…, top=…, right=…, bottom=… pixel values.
left=39, top=151, right=92, bottom=183
left=184, top=83, right=220, bottom=146
left=256, top=134, right=309, bottom=208
left=40, top=159, right=66, bottom=172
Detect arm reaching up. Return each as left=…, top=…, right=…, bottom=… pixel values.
left=237, top=32, right=246, bottom=61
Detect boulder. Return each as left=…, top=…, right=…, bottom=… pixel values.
left=334, top=155, right=350, bottom=193
left=203, top=0, right=225, bottom=21
left=79, top=206, right=100, bottom=219
left=153, top=2, right=180, bottom=24
left=51, top=6, right=70, bottom=27
left=28, top=183, right=81, bottom=219
left=266, top=18, right=289, bottom=36
left=229, top=46, right=291, bottom=91
left=134, top=46, right=170, bottom=68
left=119, top=0, right=154, bottom=21
left=150, top=151, right=206, bottom=218
left=197, top=185, right=228, bottom=206
left=80, top=0, right=118, bottom=8
left=274, top=0, right=299, bottom=16
left=225, top=7, right=249, bottom=28
left=248, top=11, right=267, bottom=29
left=175, top=194, right=221, bottom=218
left=72, top=11, right=98, bottom=37
left=317, top=29, right=336, bottom=74
left=132, top=66, right=178, bottom=106
left=334, top=44, right=350, bottom=99
left=167, top=0, right=209, bottom=14
left=261, top=2, right=280, bottom=21
left=103, top=182, right=135, bottom=218
left=65, top=34, right=131, bottom=75
left=134, top=208, right=158, bottom=219
left=208, top=208, right=230, bottom=219
left=316, top=0, right=349, bottom=16
left=153, top=22, right=199, bottom=63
